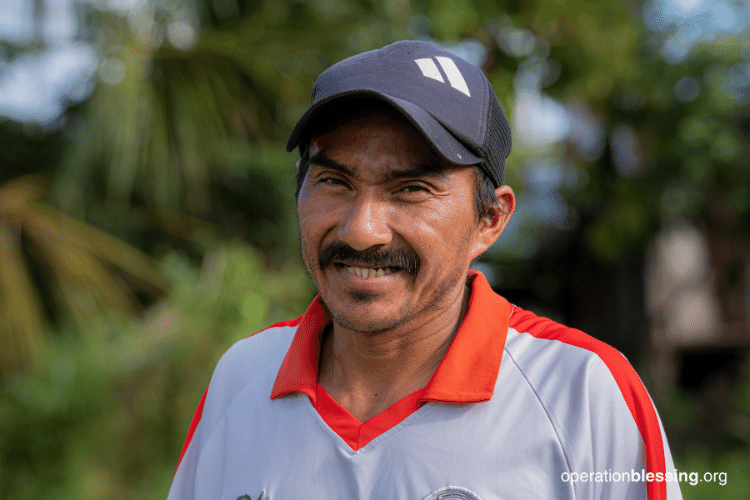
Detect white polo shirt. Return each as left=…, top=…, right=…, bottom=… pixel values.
left=168, top=271, right=681, bottom=500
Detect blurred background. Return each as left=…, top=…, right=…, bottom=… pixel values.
left=0, top=0, right=748, bottom=497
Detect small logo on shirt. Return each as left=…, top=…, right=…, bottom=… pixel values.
left=237, top=493, right=269, bottom=500
left=421, top=486, right=482, bottom=500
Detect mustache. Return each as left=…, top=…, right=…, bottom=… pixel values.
left=319, top=242, right=420, bottom=277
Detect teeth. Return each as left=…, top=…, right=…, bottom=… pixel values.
left=344, top=266, right=395, bottom=278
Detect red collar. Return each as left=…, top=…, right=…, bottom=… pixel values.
left=270, top=271, right=510, bottom=405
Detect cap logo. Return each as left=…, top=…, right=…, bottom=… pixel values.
left=413, top=57, right=471, bottom=97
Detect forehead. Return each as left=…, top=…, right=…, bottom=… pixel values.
left=308, top=107, right=450, bottom=175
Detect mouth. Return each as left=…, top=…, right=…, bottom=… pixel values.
left=319, top=242, right=420, bottom=278
left=342, top=265, right=398, bottom=278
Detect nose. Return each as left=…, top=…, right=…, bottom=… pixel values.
left=337, top=193, right=392, bottom=251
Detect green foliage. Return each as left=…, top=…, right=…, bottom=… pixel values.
left=52, top=0, right=420, bottom=225
left=578, top=34, right=750, bottom=261
left=661, top=371, right=750, bottom=499
left=0, top=175, right=168, bottom=374
left=427, top=0, right=480, bottom=38
left=0, top=241, right=313, bottom=499
left=675, top=446, right=750, bottom=499
left=2, top=0, right=749, bottom=496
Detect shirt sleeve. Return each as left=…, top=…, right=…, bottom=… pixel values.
left=563, top=353, right=683, bottom=500
left=507, top=307, right=682, bottom=500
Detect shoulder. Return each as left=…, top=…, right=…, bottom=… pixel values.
left=199, top=317, right=303, bottom=427
left=503, top=306, right=678, bottom=498
left=504, top=306, right=664, bottom=463
left=214, top=317, right=303, bottom=379
left=506, top=305, right=641, bottom=394
left=504, top=305, right=654, bottom=436
left=504, top=306, right=652, bottom=425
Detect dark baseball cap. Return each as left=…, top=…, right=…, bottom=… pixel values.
left=286, top=40, right=511, bottom=187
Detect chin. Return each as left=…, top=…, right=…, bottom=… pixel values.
left=328, top=303, right=415, bottom=335
left=332, top=316, right=403, bottom=335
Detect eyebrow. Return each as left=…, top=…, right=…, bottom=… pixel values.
left=307, top=151, right=354, bottom=176
left=385, top=163, right=449, bottom=180
left=307, top=150, right=449, bottom=181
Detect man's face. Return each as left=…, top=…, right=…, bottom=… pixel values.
left=297, top=108, right=504, bottom=334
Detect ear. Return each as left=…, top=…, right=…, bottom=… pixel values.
left=470, top=185, right=515, bottom=259
left=296, top=159, right=301, bottom=173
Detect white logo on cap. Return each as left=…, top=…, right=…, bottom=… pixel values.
left=414, top=57, right=471, bottom=97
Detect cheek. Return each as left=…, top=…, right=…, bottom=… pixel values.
left=297, top=198, right=319, bottom=254
left=298, top=195, right=341, bottom=258
left=298, top=192, right=327, bottom=233
left=397, top=210, right=476, bottom=266
left=299, top=207, right=338, bottom=243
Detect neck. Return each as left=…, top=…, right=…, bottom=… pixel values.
left=318, top=282, right=472, bottom=422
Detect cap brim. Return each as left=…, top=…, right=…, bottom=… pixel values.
left=285, top=90, right=481, bottom=166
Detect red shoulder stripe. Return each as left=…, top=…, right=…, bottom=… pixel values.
left=176, top=386, right=208, bottom=472
left=509, top=308, right=667, bottom=500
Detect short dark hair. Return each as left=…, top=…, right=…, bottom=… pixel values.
left=473, top=166, right=500, bottom=222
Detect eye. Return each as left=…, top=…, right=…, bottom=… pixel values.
left=400, top=184, right=428, bottom=193
left=318, top=176, right=349, bottom=187
left=396, top=182, right=434, bottom=196
left=393, top=182, right=435, bottom=202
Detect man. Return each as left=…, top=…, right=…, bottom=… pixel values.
left=168, top=41, right=681, bottom=499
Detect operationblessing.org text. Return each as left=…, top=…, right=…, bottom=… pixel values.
left=561, top=469, right=727, bottom=486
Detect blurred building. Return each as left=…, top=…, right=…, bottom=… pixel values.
left=647, top=223, right=750, bottom=396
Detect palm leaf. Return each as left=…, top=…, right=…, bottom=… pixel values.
left=0, top=175, right=168, bottom=374
left=0, top=220, right=46, bottom=374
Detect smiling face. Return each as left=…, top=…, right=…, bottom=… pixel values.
left=297, top=106, right=512, bottom=335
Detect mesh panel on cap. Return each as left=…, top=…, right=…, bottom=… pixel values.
left=476, top=89, right=511, bottom=187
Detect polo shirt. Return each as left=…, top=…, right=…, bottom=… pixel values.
left=168, top=271, right=682, bottom=500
